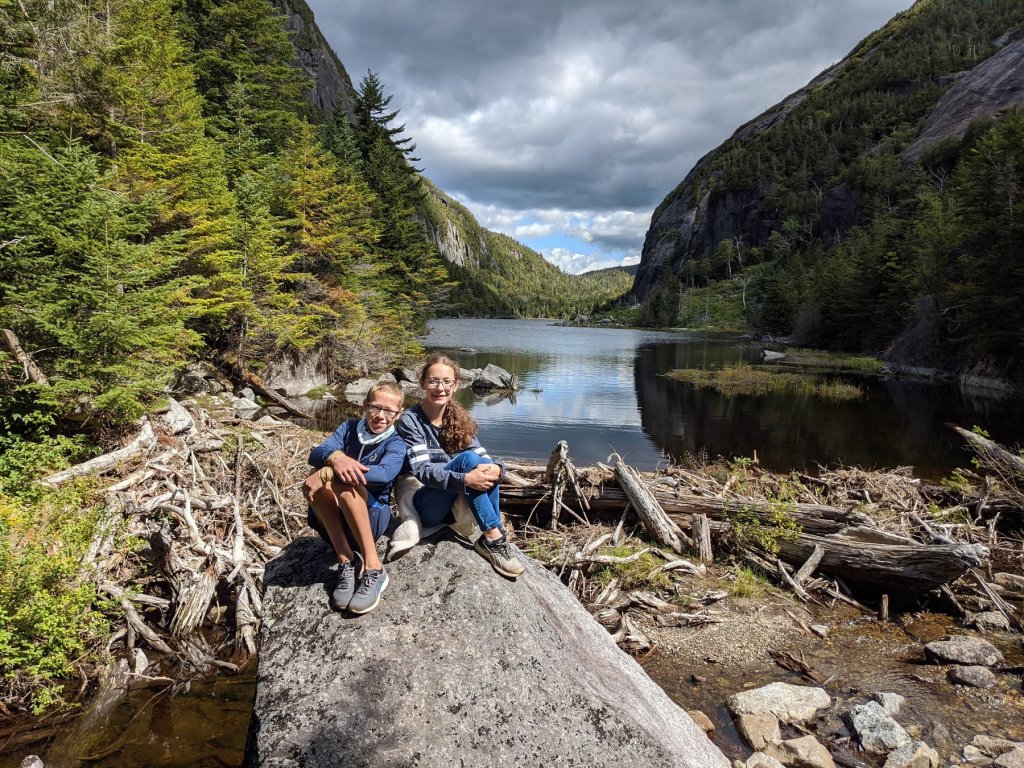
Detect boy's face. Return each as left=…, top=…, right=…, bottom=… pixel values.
left=365, top=391, right=403, bottom=434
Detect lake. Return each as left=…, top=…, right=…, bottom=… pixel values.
left=424, top=318, right=1024, bottom=480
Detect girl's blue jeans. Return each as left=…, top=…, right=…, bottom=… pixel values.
left=413, top=451, right=502, bottom=532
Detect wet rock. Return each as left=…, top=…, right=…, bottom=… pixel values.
left=727, top=682, right=831, bottom=724
left=246, top=537, right=728, bottom=768
left=763, top=735, right=836, bottom=768
left=924, top=636, right=1004, bottom=667
left=996, top=749, right=1024, bottom=768
left=965, top=611, right=1012, bottom=632
left=871, top=691, right=905, bottom=716
left=848, top=701, right=912, bottom=754
left=973, top=736, right=1024, bottom=756
left=883, top=741, right=940, bottom=768
left=472, top=363, right=516, bottom=390
left=949, top=665, right=997, bottom=688
left=688, top=709, right=714, bottom=735
left=736, top=712, right=781, bottom=750
left=746, top=754, right=786, bottom=768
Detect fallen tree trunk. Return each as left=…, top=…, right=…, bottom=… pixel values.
left=42, top=421, right=157, bottom=487
left=613, top=457, right=688, bottom=554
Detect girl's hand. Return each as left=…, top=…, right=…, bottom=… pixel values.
left=465, top=465, right=497, bottom=491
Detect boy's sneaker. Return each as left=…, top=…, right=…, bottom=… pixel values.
left=473, top=535, right=525, bottom=579
left=331, top=559, right=359, bottom=609
left=348, top=568, right=389, bottom=614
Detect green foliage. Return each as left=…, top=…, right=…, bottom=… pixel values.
left=727, top=566, right=771, bottom=599
left=0, top=440, right=108, bottom=713
left=666, top=364, right=864, bottom=401
left=592, top=545, right=671, bottom=591
left=727, top=488, right=802, bottom=557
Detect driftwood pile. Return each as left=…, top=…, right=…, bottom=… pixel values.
left=501, top=435, right=1024, bottom=653
left=41, top=398, right=309, bottom=687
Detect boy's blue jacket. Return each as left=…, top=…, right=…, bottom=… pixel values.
left=308, top=419, right=406, bottom=509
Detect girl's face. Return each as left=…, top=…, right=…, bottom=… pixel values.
left=364, top=390, right=403, bottom=433
left=421, top=363, right=458, bottom=408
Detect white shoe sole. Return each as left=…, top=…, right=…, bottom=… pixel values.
left=348, top=572, right=389, bottom=615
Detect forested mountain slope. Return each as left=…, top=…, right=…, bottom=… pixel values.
left=634, top=0, right=1024, bottom=380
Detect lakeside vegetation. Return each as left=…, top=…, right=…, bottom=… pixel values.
left=640, top=0, right=1024, bottom=382
left=665, top=364, right=864, bottom=401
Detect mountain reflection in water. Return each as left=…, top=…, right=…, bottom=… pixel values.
left=424, top=318, right=1024, bottom=480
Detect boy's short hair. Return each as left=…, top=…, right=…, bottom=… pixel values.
left=364, top=380, right=404, bottom=406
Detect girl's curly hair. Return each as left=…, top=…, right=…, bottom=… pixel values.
left=419, top=353, right=478, bottom=453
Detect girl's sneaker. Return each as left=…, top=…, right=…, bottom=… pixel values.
left=348, top=568, right=389, bottom=614
left=473, top=535, right=525, bottom=579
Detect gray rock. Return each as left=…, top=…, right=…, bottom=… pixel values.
left=746, top=754, right=786, bottom=768
left=974, top=735, right=1024, bottom=757
left=392, top=367, right=419, bottom=384
left=883, top=741, right=940, bottom=768
left=727, top=683, right=831, bottom=724
left=871, top=691, right=905, bottom=716
left=949, top=665, right=997, bottom=688
left=996, top=749, right=1024, bottom=768
left=736, top=712, right=780, bottom=750
left=240, top=387, right=256, bottom=402
left=343, top=377, right=377, bottom=403
left=158, top=397, right=195, bottom=435
left=848, top=701, right=912, bottom=754
left=810, top=624, right=829, bottom=638
left=233, top=397, right=260, bottom=414
left=965, top=611, right=1011, bottom=632
left=246, top=536, right=728, bottom=768
left=472, top=363, right=516, bottom=390
left=254, top=416, right=280, bottom=427
left=962, top=744, right=992, bottom=764
left=762, top=350, right=786, bottom=361
left=925, top=636, right=1004, bottom=667
left=399, top=380, right=424, bottom=397
left=687, top=709, right=714, bottom=734
left=763, top=735, right=836, bottom=768
left=20, top=757, right=45, bottom=768
left=377, top=372, right=397, bottom=383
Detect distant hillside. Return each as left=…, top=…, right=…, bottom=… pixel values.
left=419, top=180, right=633, bottom=317
left=634, top=0, right=1024, bottom=380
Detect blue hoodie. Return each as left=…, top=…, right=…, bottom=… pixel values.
left=308, top=418, right=406, bottom=510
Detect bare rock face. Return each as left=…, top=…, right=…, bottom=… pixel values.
left=902, top=37, right=1024, bottom=163
left=727, top=682, right=831, bottom=725
left=245, top=536, right=728, bottom=768
left=924, top=636, right=1004, bottom=667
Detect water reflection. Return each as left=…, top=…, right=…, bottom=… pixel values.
left=424, top=319, right=1024, bottom=479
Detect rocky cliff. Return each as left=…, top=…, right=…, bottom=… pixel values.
left=244, top=534, right=728, bottom=768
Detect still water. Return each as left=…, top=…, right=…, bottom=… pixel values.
left=425, top=318, right=1024, bottom=480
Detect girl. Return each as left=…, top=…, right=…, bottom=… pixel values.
left=303, top=381, right=406, bottom=613
left=395, top=353, right=524, bottom=579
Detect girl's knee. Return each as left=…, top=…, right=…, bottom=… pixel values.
left=449, top=450, right=491, bottom=471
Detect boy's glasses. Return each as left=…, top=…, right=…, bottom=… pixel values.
left=425, top=378, right=456, bottom=390
left=366, top=404, right=400, bottom=418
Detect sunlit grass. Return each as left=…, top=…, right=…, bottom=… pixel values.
left=776, top=348, right=885, bottom=373
left=665, top=363, right=863, bottom=401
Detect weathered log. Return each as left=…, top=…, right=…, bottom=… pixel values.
left=776, top=533, right=988, bottom=591
left=1, top=327, right=49, bottom=385
left=42, top=421, right=156, bottom=486
left=613, top=458, right=689, bottom=554
left=693, top=514, right=713, bottom=564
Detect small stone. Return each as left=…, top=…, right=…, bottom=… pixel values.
left=973, top=736, right=1024, bottom=756
left=254, top=415, right=280, bottom=426
left=233, top=396, right=260, bottom=413
left=962, top=745, right=989, bottom=763
left=996, top=748, right=1024, bottom=768
left=727, top=682, right=831, bottom=724
left=737, top=712, right=781, bottom=750
left=20, top=757, right=45, bottom=768
left=949, top=665, right=997, bottom=688
left=687, top=709, right=714, bottom=734
left=924, top=636, right=1004, bottom=667
left=810, top=624, right=829, bottom=638
left=240, top=387, right=256, bottom=401
left=884, top=741, right=940, bottom=768
left=871, top=691, right=906, bottom=716
left=849, top=701, right=912, bottom=754
left=764, top=735, right=836, bottom=768
left=158, top=396, right=195, bottom=434
left=747, top=754, right=786, bottom=768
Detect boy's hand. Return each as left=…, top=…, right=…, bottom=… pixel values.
left=330, top=452, right=369, bottom=486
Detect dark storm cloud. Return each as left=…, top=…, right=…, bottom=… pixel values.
left=306, top=0, right=912, bottom=271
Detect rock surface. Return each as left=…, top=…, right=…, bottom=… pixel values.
left=727, top=682, right=831, bottom=724
left=763, top=735, right=836, bottom=768
left=245, top=535, right=727, bottom=768
left=848, top=701, right=912, bottom=754
left=883, top=740, right=940, bottom=768
left=924, top=636, right=1004, bottom=667
left=736, top=712, right=781, bottom=750
left=948, top=665, right=997, bottom=688
left=996, top=748, right=1024, bottom=768
left=871, top=691, right=905, bottom=717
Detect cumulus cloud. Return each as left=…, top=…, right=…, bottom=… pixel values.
left=307, top=0, right=912, bottom=268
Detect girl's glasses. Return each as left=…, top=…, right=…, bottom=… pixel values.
left=425, top=378, right=456, bottom=390
left=366, top=404, right=400, bottom=418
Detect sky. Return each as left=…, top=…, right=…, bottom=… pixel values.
left=305, top=0, right=915, bottom=274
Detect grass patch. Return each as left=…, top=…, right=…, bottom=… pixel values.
left=776, top=348, right=885, bottom=374
left=727, top=566, right=772, bottom=599
left=665, top=364, right=863, bottom=401
left=592, top=544, right=671, bottom=591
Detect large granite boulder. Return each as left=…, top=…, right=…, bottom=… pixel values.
left=245, top=535, right=727, bottom=768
